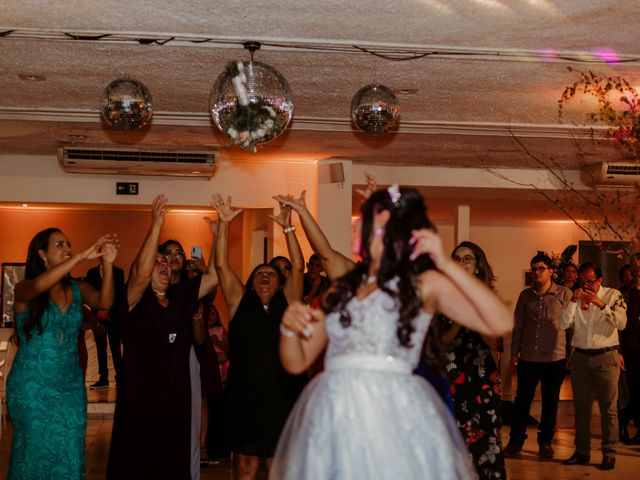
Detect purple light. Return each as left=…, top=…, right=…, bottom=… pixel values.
left=592, top=47, right=620, bottom=64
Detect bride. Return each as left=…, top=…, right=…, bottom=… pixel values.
left=270, top=186, right=512, bottom=479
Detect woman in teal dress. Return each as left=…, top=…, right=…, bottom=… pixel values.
left=7, top=227, right=118, bottom=480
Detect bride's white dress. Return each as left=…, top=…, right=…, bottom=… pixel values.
left=270, top=285, right=475, bottom=480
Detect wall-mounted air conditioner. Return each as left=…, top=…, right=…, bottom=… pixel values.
left=57, top=146, right=217, bottom=178
left=580, top=161, right=640, bottom=186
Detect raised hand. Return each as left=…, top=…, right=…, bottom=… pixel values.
left=409, top=228, right=447, bottom=269
left=355, top=172, right=378, bottom=200
left=79, top=234, right=114, bottom=261
left=273, top=191, right=307, bottom=214
left=269, top=200, right=292, bottom=228
left=101, top=234, right=119, bottom=264
left=211, top=194, right=243, bottom=223
left=151, top=194, right=168, bottom=227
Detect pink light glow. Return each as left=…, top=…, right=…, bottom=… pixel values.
left=538, top=48, right=558, bottom=60
left=592, top=47, right=620, bottom=64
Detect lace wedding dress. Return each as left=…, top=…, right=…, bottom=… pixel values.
left=270, top=284, right=476, bottom=480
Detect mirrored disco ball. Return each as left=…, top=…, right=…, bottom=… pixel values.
left=210, top=61, right=294, bottom=145
left=351, top=84, right=400, bottom=134
left=101, top=78, right=153, bottom=130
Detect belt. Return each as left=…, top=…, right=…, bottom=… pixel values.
left=574, top=346, right=618, bottom=355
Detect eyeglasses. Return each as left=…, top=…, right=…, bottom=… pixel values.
left=454, top=255, right=476, bottom=265
left=163, top=251, right=184, bottom=260
left=582, top=278, right=600, bottom=285
left=531, top=266, right=549, bottom=273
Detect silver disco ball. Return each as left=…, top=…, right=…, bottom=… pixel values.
left=351, top=84, right=400, bottom=134
left=210, top=61, right=294, bottom=147
left=101, top=78, right=153, bottom=130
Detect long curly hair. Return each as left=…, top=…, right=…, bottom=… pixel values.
left=20, top=227, right=70, bottom=341
left=321, top=187, right=446, bottom=373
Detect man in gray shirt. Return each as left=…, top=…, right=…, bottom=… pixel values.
left=504, top=253, right=573, bottom=459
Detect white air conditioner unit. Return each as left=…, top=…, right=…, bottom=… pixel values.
left=580, top=161, right=640, bottom=186
left=57, top=146, right=217, bottom=178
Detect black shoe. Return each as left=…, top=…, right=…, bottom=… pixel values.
left=90, top=379, right=109, bottom=389
left=563, top=452, right=590, bottom=465
left=539, top=444, right=554, bottom=459
left=598, top=456, right=615, bottom=470
left=503, top=443, right=523, bottom=457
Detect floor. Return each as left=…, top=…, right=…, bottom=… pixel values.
left=1, top=380, right=639, bottom=479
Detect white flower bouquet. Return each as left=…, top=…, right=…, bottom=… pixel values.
left=226, top=61, right=277, bottom=153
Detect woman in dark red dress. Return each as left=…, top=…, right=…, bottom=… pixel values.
left=106, top=195, right=219, bottom=480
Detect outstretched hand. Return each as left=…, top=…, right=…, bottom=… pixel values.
left=270, top=199, right=292, bottom=228
left=101, top=234, right=119, bottom=264
left=151, top=194, right=168, bottom=227
left=211, top=194, right=243, bottom=223
left=355, top=172, right=378, bottom=200
left=273, top=191, right=307, bottom=214
left=79, top=234, right=116, bottom=262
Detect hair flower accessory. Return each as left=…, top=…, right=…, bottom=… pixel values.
left=387, top=184, right=401, bottom=205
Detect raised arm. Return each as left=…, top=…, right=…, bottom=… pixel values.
left=197, top=216, right=220, bottom=300
left=270, top=199, right=304, bottom=304
left=411, top=229, right=512, bottom=337
left=79, top=237, right=120, bottom=310
left=127, top=195, right=167, bottom=306
left=274, top=191, right=354, bottom=280
left=14, top=234, right=114, bottom=312
left=211, top=194, right=244, bottom=318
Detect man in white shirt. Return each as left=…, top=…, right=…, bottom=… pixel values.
left=560, top=262, right=627, bottom=471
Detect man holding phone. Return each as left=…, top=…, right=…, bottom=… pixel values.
left=560, top=262, right=627, bottom=470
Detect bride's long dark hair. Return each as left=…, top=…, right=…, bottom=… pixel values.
left=321, top=187, right=446, bottom=375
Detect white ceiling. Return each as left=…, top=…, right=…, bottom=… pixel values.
left=1, top=0, right=638, bottom=218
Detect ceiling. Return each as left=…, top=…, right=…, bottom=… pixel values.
left=1, top=0, right=638, bottom=219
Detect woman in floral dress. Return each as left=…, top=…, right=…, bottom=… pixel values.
left=441, top=241, right=506, bottom=480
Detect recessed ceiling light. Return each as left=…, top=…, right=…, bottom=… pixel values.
left=18, top=73, right=46, bottom=81
left=21, top=203, right=28, bottom=207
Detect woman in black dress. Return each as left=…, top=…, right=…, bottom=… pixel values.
left=106, top=195, right=219, bottom=480
left=441, top=241, right=506, bottom=480
left=211, top=194, right=305, bottom=480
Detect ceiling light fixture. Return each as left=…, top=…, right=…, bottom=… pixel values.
left=18, top=73, right=45, bottom=81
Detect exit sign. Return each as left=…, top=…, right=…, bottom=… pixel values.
left=116, top=182, right=139, bottom=195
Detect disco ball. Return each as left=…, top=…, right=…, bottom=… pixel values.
left=351, top=84, right=400, bottom=134
left=101, top=78, right=153, bottom=130
left=210, top=61, right=294, bottom=147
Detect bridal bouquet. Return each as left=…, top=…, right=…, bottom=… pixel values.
left=226, top=61, right=277, bottom=153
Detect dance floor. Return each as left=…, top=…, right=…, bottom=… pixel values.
left=0, top=380, right=638, bottom=479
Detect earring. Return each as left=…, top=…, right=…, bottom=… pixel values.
left=43, top=258, right=48, bottom=268
left=475, top=269, right=479, bottom=275
left=375, top=227, right=383, bottom=236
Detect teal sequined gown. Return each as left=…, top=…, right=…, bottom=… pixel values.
left=7, top=280, right=87, bottom=480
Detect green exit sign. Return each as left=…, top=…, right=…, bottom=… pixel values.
left=116, top=182, right=139, bottom=195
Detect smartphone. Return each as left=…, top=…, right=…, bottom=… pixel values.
left=191, top=246, right=202, bottom=259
